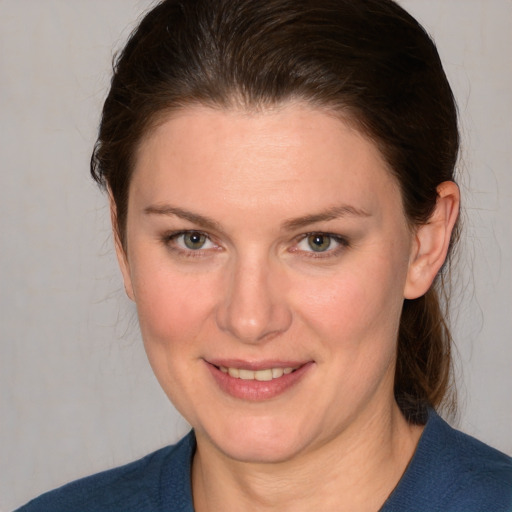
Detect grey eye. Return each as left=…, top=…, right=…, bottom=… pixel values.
left=307, top=234, right=331, bottom=252
left=183, top=232, right=207, bottom=250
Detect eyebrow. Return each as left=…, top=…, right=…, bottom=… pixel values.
left=144, top=203, right=370, bottom=232
left=281, top=205, right=371, bottom=231
left=144, top=205, right=223, bottom=232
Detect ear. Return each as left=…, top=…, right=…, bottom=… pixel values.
left=404, top=181, right=460, bottom=300
left=109, top=190, right=135, bottom=302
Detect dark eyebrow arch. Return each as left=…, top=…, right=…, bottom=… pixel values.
left=144, top=203, right=370, bottom=233
left=144, top=204, right=223, bottom=232
left=282, top=205, right=371, bottom=231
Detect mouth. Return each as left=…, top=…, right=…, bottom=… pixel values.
left=217, top=365, right=298, bottom=381
left=205, top=360, right=312, bottom=401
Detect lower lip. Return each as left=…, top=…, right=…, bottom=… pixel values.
left=206, top=362, right=313, bottom=401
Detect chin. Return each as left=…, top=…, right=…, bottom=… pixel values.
left=198, top=413, right=317, bottom=464
left=217, top=435, right=305, bottom=465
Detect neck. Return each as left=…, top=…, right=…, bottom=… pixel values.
left=192, top=401, right=423, bottom=512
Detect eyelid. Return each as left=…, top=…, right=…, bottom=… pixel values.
left=162, top=229, right=221, bottom=255
left=161, top=229, right=348, bottom=259
left=291, top=232, right=349, bottom=257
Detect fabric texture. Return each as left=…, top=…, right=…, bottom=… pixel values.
left=16, top=434, right=196, bottom=512
left=380, top=410, right=512, bottom=511
left=16, top=410, right=512, bottom=511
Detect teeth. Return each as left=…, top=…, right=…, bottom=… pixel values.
left=239, top=369, right=255, bottom=380
left=271, top=368, right=284, bottom=378
left=219, top=365, right=296, bottom=380
left=254, top=369, right=273, bottom=381
left=227, top=367, right=239, bottom=378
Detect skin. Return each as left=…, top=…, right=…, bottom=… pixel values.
left=114, top=102, right=459, bottom=511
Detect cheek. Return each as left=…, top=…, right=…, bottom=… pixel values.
left=292, top=254, right=407, bottom=346
left=131, top=264, right=219, bottom=354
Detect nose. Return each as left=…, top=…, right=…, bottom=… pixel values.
left=215, top=254, right=293, bottom=344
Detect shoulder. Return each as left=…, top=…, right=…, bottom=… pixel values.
left=431, top=414, right=512, bottom=510
left=383, top=410, right=512, bottom=512
left=15, top=432, right=196, bottom=512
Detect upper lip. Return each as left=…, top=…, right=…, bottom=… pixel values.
left=206, top=359, right=310, bottom=371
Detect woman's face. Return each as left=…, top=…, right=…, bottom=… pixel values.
left=119, top=103, right=417, bottom=463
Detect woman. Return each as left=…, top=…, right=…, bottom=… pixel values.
left=17, top=0, right=512, bottom=510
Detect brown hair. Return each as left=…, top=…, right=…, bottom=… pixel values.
left=91, top=0, right=459, bottom=423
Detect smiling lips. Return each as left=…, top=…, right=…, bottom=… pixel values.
left=207, top=361, right=312, bottom=401
left=219, top=366, right=296, bottom=381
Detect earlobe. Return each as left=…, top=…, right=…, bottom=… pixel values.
left=109, top=190, right=135, bottom=302
left=404, top=181, right=460, bottom=300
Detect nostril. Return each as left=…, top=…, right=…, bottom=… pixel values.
left=215, top=263, right=293, bottom=343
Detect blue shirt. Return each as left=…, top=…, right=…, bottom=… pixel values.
left=16, top=410, right=512, bottom=511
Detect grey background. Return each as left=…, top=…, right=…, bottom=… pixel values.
left=1, top=1, right=511, bottom=510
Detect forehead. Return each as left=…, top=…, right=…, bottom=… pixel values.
left=131, top=102, right=402, bottom=221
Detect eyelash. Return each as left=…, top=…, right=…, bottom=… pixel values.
left=161, top=230, right=350, bottom=259
left=162, top=230, right=220, bottom=259
left=292, top=232, right=349, bottom=259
